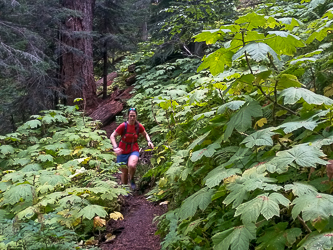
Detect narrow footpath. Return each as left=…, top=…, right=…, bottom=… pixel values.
left=101, top=194, right=166, bottom=250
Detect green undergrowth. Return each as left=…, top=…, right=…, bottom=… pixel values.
left=0, top=105, right=126, bottom=249
left=121, top=2, right=333, bottom=249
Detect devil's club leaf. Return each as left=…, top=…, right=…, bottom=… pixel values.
left=39, top=173, right=69, bottom=186
left=204, top=167, right=242, bottom=188
left=0, top=145, right=14, bottom=155
left=235, top=193, right=290, bottom=224
left=291, top=193, right=333, bottom=221
left=278, top=119, right=319, bottom=133
left=298, top=231, right=333, bottom=250
left=25, top=119, right=41, bottom=128
left=217, top=101, right=246, bottom=114
left=191, top=143, right=220, bottom=162
left=224, top=101, right=263, bottom=140
left=280, top=87, right=333, bottom=105
left=198, top=48, right=233, bottom=75
left=178, top=187, right=214, bottom=220
left=265, top=31, right=304, bottom=56
left=194, top=29, right=231, bottom=44
left=284, top=182, right=318, bottom=196
left=77, top=205, right=108, bottom=220
left=232, top=43, right=280, bottom=63
left=212, top=224, right=256, bottom=250
left=268, top=144, right=327, bottom=173
left=241, top=128, right=277, bottom=148
left=37, top=154, right=54, bottom=162
left=188, top=131, right=210, bottom=150
left=3, top=184, right=35, bottom=205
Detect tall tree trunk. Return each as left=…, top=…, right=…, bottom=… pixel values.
left=60, top=0, right=97, bottom=106
left=103, top=41, right=108, bottom=99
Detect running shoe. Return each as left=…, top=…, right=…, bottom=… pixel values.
left=130, top=179, right=136, bottom=190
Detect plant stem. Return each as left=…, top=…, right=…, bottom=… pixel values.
left=241, top=31, right=253, bottom=74
left=256, top=85, right=298, bottom=116
left=298, top=215, right=312, bottom=233
left=310, top=66, right=317, bottom=93
left=151, top=100, right=160, bottom=125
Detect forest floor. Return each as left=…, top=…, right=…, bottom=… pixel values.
left=101, top=193, right=166, bottom=250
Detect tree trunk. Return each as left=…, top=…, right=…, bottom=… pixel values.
left=60, top=0, right=97, bottom=106
left=103, top=41, right=108, bottom=99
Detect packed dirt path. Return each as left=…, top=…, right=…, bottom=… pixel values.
left=101, top=194, right=166, bottom=250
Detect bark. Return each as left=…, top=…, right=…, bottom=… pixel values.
left=103, top=41, right=108, bottom=99
left=60, top=0, right=97, bottom=106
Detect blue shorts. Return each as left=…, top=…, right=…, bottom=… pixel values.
left=117, top=151, right=140, bottom=165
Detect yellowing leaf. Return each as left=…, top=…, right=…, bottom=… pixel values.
left=324, top=84, right=333, bottom=97
left=109, top=212, right=124, bottom=221
left=93, top=216, right=106, bottom=228
left=71, top=146, right=84, bottom=156
left=105, top=234, right=116, bottom=242
left=157, top=190, right=164, bottom=195
left=224, top=175, right=239, bottom=184
left=276, top=110, right=288, bottom=117
left=255, top=118, right=267, bottom=129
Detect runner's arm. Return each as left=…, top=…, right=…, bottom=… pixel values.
left=142, top=130, right=154, bottom=149
left=110, top=131, right=122, bottom=155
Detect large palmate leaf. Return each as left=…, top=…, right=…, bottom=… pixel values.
left=298, top=231, right=333, bottom=250
left=241, top=128, right=277, bottom=148
left=256, top=222, right=302, bottom=250
left=232, top=43, right=280, bottom=63
left=77, top=205, right=108, bottom=220
left=188, top=131, right=210, bottom=150
left=217, top=101, right=245, bottom=114
left=39, top=173, right=69, bottom=186
left=235, top=12, right=266, bottom=30
left=224, top=101, right=263, bottom=140
left=212, top=224, right=256, bottom=250
left=190, top=143, right=220, bottom=162
left=265, top=31, right=304, bottom=56
left=235, top=193, right=290, bottom=224
left=277, top=119, right=319, bottom=133
left=37, top=154, right=54, bottom=162
left=25, top=119, right=41, bottom=129
left=178, top=187, right=215, bottom=220
left=204, top=167, right=242, bottom=188
left=194, top=29, right=231, bottom=44
left=267, top=144, right=327, bottom=173
left=291, top=192, right=333, bottom=221
left=284, top=182, right=318, bottom=196
left=3, top=184, right=35, bottom=205
left=197, top=48, right=233, bottom=75
left=0, top=145, right=14, bottom=155
left=2, top=171, right=25, bottom=183
left=280, top=87, right=333, bottom=105
left=223, top=165, right=282, bottom=208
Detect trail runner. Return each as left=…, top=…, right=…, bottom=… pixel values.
left=110, top=108, right=154, bottom=190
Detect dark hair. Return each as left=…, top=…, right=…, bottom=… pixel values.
left=127, top=108, right=137, bottom=115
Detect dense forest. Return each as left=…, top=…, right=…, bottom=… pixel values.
left=2, top=0, right=333, bottom=249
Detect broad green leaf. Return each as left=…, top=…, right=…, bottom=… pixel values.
left=58, top=195, right=82, bottom=206
left=37, top=154, right=54, bottom=162
left=235, top=193, right=290, bottom=224
left=13, top=158, right=31, bottom=166
left=284, top=182, right=318, bottom=196
left=280, top=87, right=333, bottom=105
left=278, top=119, right=318, bottom=133
left=241, top=128, right=277, bottom=148
left=0, top=145, right=14, bottom=155
left=2, top=171, right=25, bottom=183
left=298, top=231, right=333, bottom=250
left=178, top=187, right=214, bottom=220
left=3, top=184, right=35, bottom=205
left=58, top=149, right=72, bottom=156
left=77, top=205, right=108, bottom=220
left=224, top=166, right=281, bottom=208
left=189, top=89, right=208, bottom=104
left=191, top=143, right=220, bottom=162
left=204, top=167, right=242, bottom=188
left=217, top=101, right=245, bottom=114
left=39, top=173, right=68, bottom=186
left=235, top=12, right=266, bottom=30
left=212, top=224, right=256, bottom=250
left=17, top=206, right=36, bottom=220
left=277, top=74, right=302, bottom=90
left=0, top=181, right=11, bottom=192
left=268, top=144, right=327, bottom=173
left=193, top=111, right=215, bottom=121
left=256, top=222, right=302, bottom=250
left=224, top=101, right=263, bottom=140
left=265, top=31, right=304, bottom=56
left=194, top=29, right=231, bottom=44
left=292, top=192, right=333, bottom=221
left=21, top=163, right=42, bottom=172
left=25, top=119, right=41, bottom=128
left=232, top=43, right=280, bottom=64
left=197, top=48, right=233, bottom=76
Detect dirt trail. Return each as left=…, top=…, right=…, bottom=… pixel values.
left=101, top=194, right=166, bottom=250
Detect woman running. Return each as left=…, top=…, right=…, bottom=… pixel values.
left=110, top=108, right=154, bottom=190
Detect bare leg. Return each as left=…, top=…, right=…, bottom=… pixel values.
left=120, top=167, right=128, bottom=184
left=128, top=155, right=139, bottom=181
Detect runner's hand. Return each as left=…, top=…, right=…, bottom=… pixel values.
left=148, top=141, right=154, bottom=149
left=114, top=147, right=123, bottom=156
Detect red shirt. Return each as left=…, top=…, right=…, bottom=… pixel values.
left=115, top=122, right=145, bottom=154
